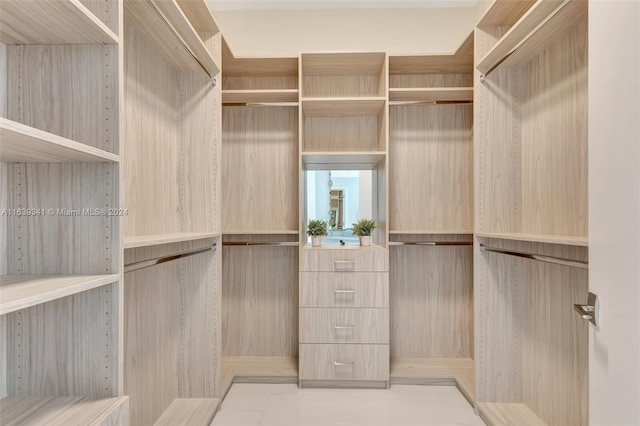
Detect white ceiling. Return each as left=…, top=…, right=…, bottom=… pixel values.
left=208, top=0, right=479, bottom=11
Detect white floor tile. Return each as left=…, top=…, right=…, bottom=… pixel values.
left=211, top=384, right=485, bottom=426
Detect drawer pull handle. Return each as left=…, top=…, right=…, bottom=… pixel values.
left=334, top=289, right=355, bottom=294
left=334, top=260, right=355, bottom=271
left=334, top=325, right=354, bottom=329
left=334, top=361, right=354, bottom=367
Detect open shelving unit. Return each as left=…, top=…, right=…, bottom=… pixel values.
left=474, top=0, right=589, bottom=424
left=1, top=0, right=125, bottom=420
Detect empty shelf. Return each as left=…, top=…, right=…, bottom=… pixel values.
left=0, top=118, right=119, bottom=163
left=302, top=98, right=385, bottom=117
left=223, top=89, right=299, bottom=104
left=389, top=87, right=473, bottom=103
left=302, top=151, right=386, bottom=170
left=0, top=396, right=129, bottom=425
left=475, top=232, right=588, bottom=247
left=0, top=274, right=119, bottom=315
left=154, top=398, right=220, bottom=426
left=0, top=0, right=118, bottom=44
left=124, top=232, right=220, bottom=249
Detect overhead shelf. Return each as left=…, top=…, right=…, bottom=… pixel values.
left=475, top=231, right=588, bottom=247
left=0, top=0, right=118, bottom=44
left=0, top=396, right=129, bottom=425
left=476, top=0, right=537, bottom=27
left=0, top=118, right=120, bottom=163
left=124, top=0, right=219, bottom=78
left=477, top=0, right=587, bottom=76
left=302, top=151, right=386, bottom=170
left=124, top=232, right=220, bottom=249
left=389, top=87, right=473, bottom=103
left=222, top=89, right=299, bottom=104
left=302, top=98, right=385, bottom=117
left=0, top=274, right=119, bottom=315
left=389, top=230, right=474, bottom=235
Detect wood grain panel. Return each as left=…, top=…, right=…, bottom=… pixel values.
left=222, top=106, right=298, bottom=233
left=299, top=272, right=389, bottom=308
left=521, top=256, right=588, bottom=425
left=302, top=53, right=385, bottom=76
left=182, top=70, right=218, bottom=234
left=0, top=42, right=6, bottom=117
left=376, top=160, right=388, bottom=249
left=123, top=24, right=182, bottom=238
left=222, top=76, right=298, bottom=91
left=0, top=162, right=7, bottom=276
left=79, top=0, right=119, bottom=34
left=299, top=344, right=389, bottom=381
left=475, top=27, right=522, bottom=234
left=7, top=44, right=118, bottom=154
left=1, top=315, right=7, bottom=398
left=390, top=245, right=473, bottom=358
left=389, top=104, right=473, bottom=232
left=520, top=21, right=588, bottom=238
left=299, top=308, right=389, bottom=344
left=303, top=75, right=381, bottom=97
left=389, top=56, right=473, bottom=76
left=0, top=396, right=129, bottom=426
left=154, top=398, right=219, bottom=426
left=477, top=0, right=537, bottom=27
left=5, top=284, right=118, bottom=397
left=124, top=263, right=181, bottom=426
left=299, top=247, right=389, bottom=272
left=474, top=238, right=524, bottom=403
left=477, top=402, right=547, bottom=426
left=181, top=251, right=219, bottom=398
left=303, top=116, right=379, bottom=152
left=6, top=163, right=118, bottom=275
left=222, top=246, right=298, bottom=356
left=389, top=74, right=472, bottom=89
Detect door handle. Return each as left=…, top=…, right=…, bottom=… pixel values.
left=573, top=292, right=599, bottom=327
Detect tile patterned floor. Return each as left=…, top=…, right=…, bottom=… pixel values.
left=211, top=384, right=485, bottom=426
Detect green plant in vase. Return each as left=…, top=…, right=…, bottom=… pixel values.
left=352, top=218, right=377, bottom=246
left=307, top=219, right=328, bottom=247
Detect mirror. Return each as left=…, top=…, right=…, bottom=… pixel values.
left=306, top=170, right=374, bottom=243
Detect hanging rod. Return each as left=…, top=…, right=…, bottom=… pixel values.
left=223, top=242, right=299, bottom=247
left=146, top=0, right=217, bottom=87
left=389, top=100, right=473, bottom=106
left=389, top=241, right=472, bottom=246
left=479, top=244, right=588, bottom=269
left=479, top=0, right=572, bottom=82
left=124, top=245, right=216, bottom=273
left=222, top=102, right=299, bottom=107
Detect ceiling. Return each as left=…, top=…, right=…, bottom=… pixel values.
left=208, top=0, right=479, bottom=11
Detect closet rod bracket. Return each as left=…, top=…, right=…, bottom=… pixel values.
left=573, top=292, right=600, bottom=327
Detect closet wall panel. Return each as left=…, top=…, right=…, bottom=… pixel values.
left=390, top=244, right=473, bottom=358
left=389, top=105, right=473, bottom=232
left=222, top=245, right=298, bottom=356
left=222, top=106, right=298, bottom=233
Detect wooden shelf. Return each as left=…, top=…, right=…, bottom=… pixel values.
left=302, top=98, right=385, bottom=117
left=390, top=357, right=475, bottom=403
left=222, top=89, right=299, bottom=104
left=0, top=396, right=129, bottom=425
left=155, top=398, right=220, bottom=426
left=476, top=0, right=537, bottom=27
left=475, top=232, right=588, bottom=247
left=124, top=232, right=220, bottom=249
left=124, top=0, right=219, bottom=77
left=477, top=0, right=587, bottom=75
left=0, top=118, right=120, bottom=163
left=389, top=87, right=473, bottom=103
left=477, top=402, right=547, bottom=426
left=223, top=230, right=300, bottom=235
left=0, top=0, right=118, bottom=44
left=302, top=151, right=386, bottom=170
left=389, top=54, right=472, bottom=75
left=302, top=52, right=385, bottom=76
left=0, top=274, right=119, bottom=315
left=221, top=356, right=299, bottom=398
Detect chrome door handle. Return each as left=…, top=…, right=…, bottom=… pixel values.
left=334, top=260, right=355, bottom=271
left=334, top=361, right=354, bottom=366
left=334, top=325, right=354, bottom=329
left=334, top=289, right=355, bottom=294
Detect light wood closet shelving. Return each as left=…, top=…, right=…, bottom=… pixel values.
left=387, top=32, right=475, bottom=401
left=122, top=0, right=222, bottom=424
left=221, top=40, right=300, bottom=382
left=0, top=0, right=127, bottom=423
left=474, top=0, right=588, bottom=424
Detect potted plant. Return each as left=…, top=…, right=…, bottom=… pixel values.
left=352, top=218, right=377, bottom=247
left=307, top=219, right=328, bottom=247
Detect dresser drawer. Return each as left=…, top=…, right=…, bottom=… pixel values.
left=300, top=308, right=388, bottom=344
left=300, top=248, right=388, bottom=272
left=299, top=344, right=389, bottom=381
left=299, top=272, right=388, bottom=308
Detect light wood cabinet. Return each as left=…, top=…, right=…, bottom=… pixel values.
left=299, top=272, right=389, bottom=308
left=474, top=1, right=589, bottom=424
left=299, top=344, right=390, bottom=383
left=299, top=308, right=389, bottom=344
left=0, top=0, right=127, bottom=422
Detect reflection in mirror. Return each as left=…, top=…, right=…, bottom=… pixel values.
left=306, top=170, right=373, bottom=244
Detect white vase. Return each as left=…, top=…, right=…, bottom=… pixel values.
left=311, top=235, right=323, bottom=247
left=359, top=235, right=371, bottom=247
